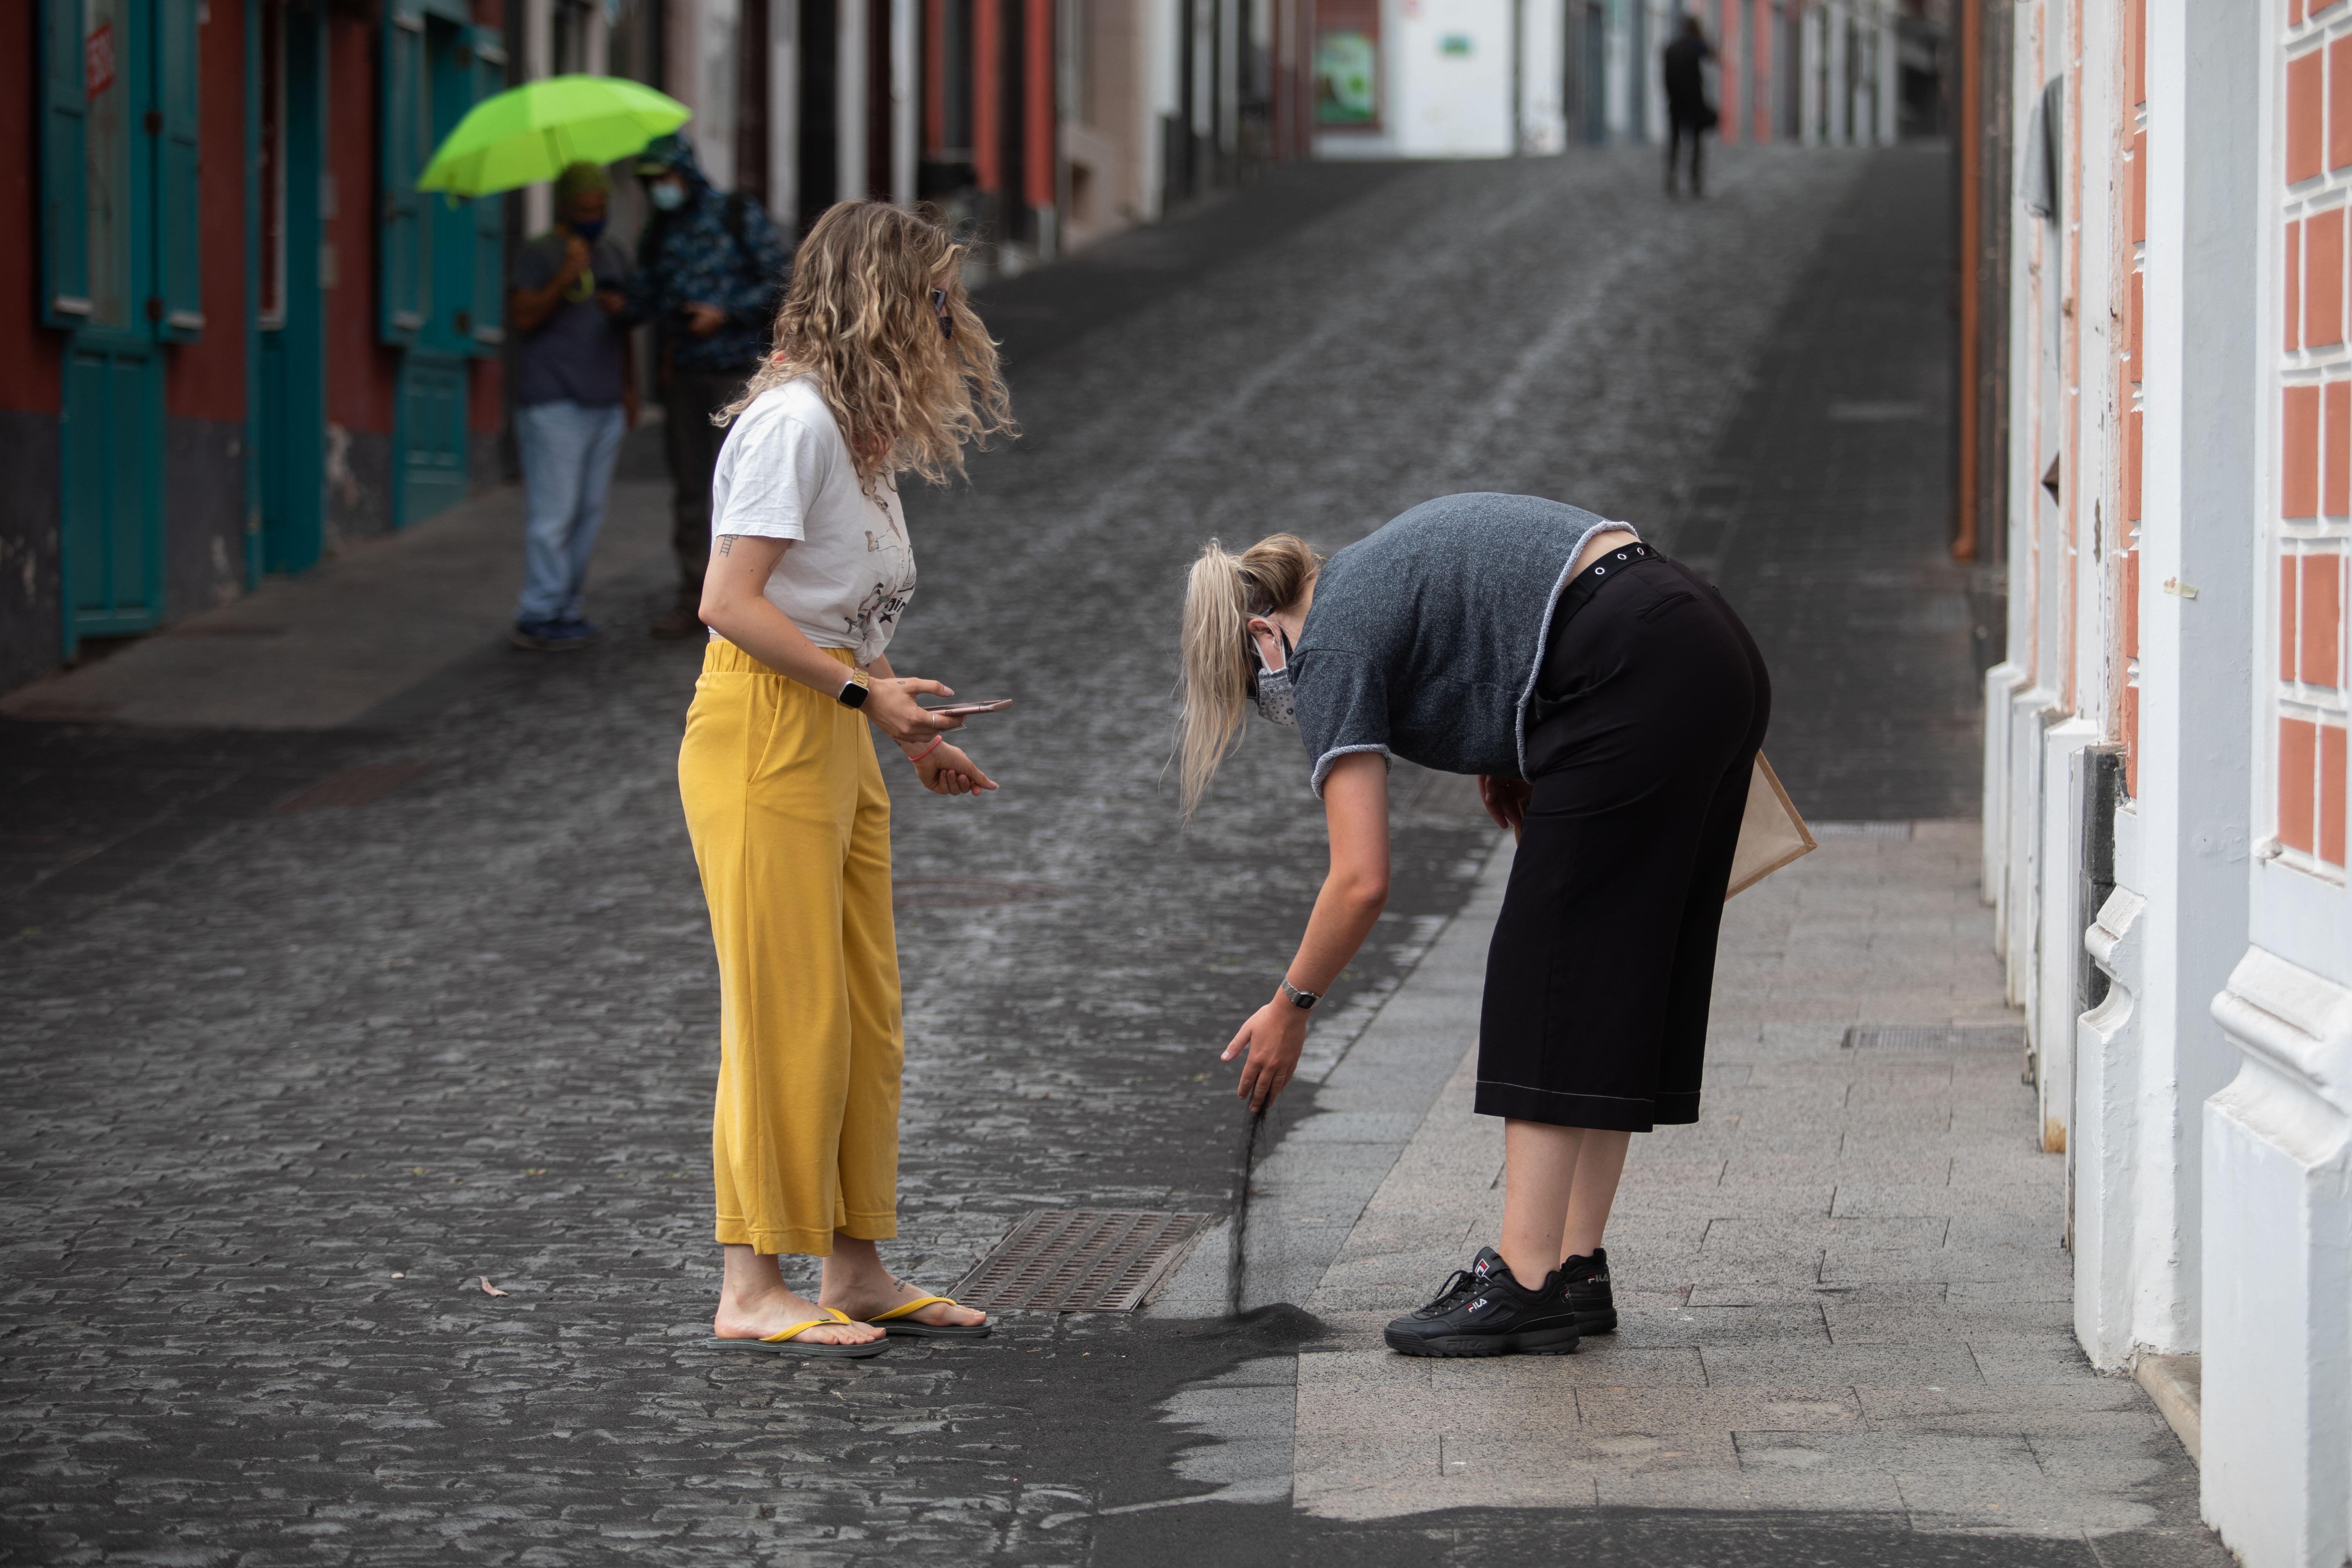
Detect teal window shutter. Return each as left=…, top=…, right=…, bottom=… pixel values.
left=38, top=0, right=90, bottom=330
left=465, top=25, right=506, bottom=357
left=379, top=0, right=428, bottom=344
left=154, top=0, right=204, bottom=341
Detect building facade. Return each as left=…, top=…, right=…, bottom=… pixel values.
left=1977, top=0, right=2352, bottom=1562
left=1, top=0, right=1309, bottom=698
left=1306, top=0, right=1920, bottom=158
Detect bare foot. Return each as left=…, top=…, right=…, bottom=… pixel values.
left=821, top=1272, right=988, bottom=1328
left=712, top=1284, right=885, bottom=1346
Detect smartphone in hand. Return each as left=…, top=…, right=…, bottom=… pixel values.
left=918, top=698, right=1013, bottom=717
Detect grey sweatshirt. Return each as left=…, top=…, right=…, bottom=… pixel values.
left=1290, top=492, right=1630, bottom=792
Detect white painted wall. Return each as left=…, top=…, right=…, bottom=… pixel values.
left=1142, top=0, right=1178, bottom=215
left=2200, top=1, right=2352, bottom=1562
left=769, top=0, right=798, bottom=231
left=834, top=0, right=865, bottom=205
left=1988, top=0, right=2352, bottom=1559
left=695, top=0, right=740, bottom=192
left=1391, top=0, right=1515, bottom=157
left=1519, top=0, right=1566, bottom=153
left=891, top=0, right=916, bottom=207
left=2206, top=950, right=2352, bottom=1568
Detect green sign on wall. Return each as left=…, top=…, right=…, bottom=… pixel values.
left=1316, top=30, right=1378, bottom=125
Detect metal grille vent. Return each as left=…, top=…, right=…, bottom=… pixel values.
left=1844, top=1024, right=2028, bottom=1051
left=1810, top=821, right=1916, bottom=840
left=951, top=1210, right=1210, bottom=1312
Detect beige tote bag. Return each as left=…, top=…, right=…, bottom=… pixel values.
left=1502, top=752, right=1814, bottom=897
left=1724, top=752, right=1815, bottom=899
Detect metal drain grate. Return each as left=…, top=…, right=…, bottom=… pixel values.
left=1844, top=1024, right=2028, bottom=1051
left=952, top=1210, right=1211, bottom=1312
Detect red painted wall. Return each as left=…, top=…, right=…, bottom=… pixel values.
left=2, top=1, right=64, bottom=415
left=325, top=9, right=397, bottom=436
left=470, top=351, right=503, bottom=431
left=163, top=0, right=248, bottom=422
left=1024, top=0, right=1051, bottom=208
left=973, top=0, right=1001, bottom=192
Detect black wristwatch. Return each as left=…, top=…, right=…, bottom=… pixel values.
left=1280, top=977, right=1320, bottom=1010
left=836, top=674, right=870, bottom=709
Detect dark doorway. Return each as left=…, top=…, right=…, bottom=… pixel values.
left=798, top=0, right=840, bottom=232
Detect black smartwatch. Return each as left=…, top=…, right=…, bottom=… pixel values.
left=836, top=674, right=870, bottom=709
left=1280, top=977, right=1320, bottom=1010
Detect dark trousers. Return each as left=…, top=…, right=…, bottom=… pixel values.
left=663, top=366, right=757, bottom=596
left=1666, top=115, right=1707, bottom=194
left=1476, top=556, right=1770, bottom=1131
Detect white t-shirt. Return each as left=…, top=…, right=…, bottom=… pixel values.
left=709, top=376, right=916, bottom=666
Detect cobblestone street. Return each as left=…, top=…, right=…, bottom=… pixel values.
left=0, top=145, right=2205, bottom=1566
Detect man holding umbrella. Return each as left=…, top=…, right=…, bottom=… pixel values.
left=624, top=135, right=792, bottom=640
left=412, top=74, right=704, bottom=645
left=505, top=161, right=636, bottom=651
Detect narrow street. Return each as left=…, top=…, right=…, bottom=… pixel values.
left=2, top=145, right=2206, bottom=1566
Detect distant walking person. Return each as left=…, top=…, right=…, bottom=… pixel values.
left=507, top=161, right=636, bottom=651
left=625, top=134, right=792, bottom=640
left=684, top=201, right=1015, bottom=1355
left=1663, top=15, right=1717, bottom=197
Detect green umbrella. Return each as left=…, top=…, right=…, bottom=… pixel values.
left=417, top=74, right=690, bottom=197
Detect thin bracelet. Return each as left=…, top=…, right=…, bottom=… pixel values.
left=906, top=734, right=946, bottom=764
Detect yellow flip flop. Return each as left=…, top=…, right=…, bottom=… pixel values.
left=867, top=1294, right=992, bottom=1339
left=707, top=1307, right=888, bottom=1358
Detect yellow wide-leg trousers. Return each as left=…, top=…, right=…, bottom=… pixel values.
left=679, top=640, right=902, bottom=1257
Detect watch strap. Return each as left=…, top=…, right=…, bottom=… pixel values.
left=1280, top=977, right=1320, bottom=1010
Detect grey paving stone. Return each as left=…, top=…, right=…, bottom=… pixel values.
left=1698, top=1341, right=1989, bottom=1388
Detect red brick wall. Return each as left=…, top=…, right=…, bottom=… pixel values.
left=2, top=2, right=63, bottom=415
left=2278, top=0, right=2350, bottom=871
left=2118, top=0, right=2144, bottom=797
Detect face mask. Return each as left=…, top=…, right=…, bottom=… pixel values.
left=649, top=180, right=686, bottom=212
left=570, top=216, right=606, bottom=241
left=1250, top=625, right=1298, bottom=728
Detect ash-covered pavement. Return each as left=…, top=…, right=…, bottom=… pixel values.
left=0, top=146, right=2130, bottom=1566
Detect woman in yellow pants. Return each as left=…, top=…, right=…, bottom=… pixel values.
left=682, top=201, right=1013, bottom=1356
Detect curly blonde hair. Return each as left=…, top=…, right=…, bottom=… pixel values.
left=717, top=200, right=1015, bottom=488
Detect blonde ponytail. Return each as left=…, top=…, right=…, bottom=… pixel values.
left=1176, top=533, right=1321, bottom=817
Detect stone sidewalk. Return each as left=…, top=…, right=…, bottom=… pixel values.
left=0, top=480, right=674, bottom=730
left=1219, top=824, right=2216, bottom=1556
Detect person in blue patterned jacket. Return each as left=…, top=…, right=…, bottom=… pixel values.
left=625, top=134, right=794, bottom=638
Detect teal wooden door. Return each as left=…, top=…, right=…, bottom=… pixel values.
left=43, top=0, right=178, bottom=649
left=397, top=354, right=471, bottom=525
left=62, top=343, right=165, bottom=636
left=380, top=1, right=505, bottom=531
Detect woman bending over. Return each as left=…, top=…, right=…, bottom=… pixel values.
left=1179, top=493, right=1769, bottom=1357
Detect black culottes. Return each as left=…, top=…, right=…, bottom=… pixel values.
left=1475, top=550, right=1771, bottom=1131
